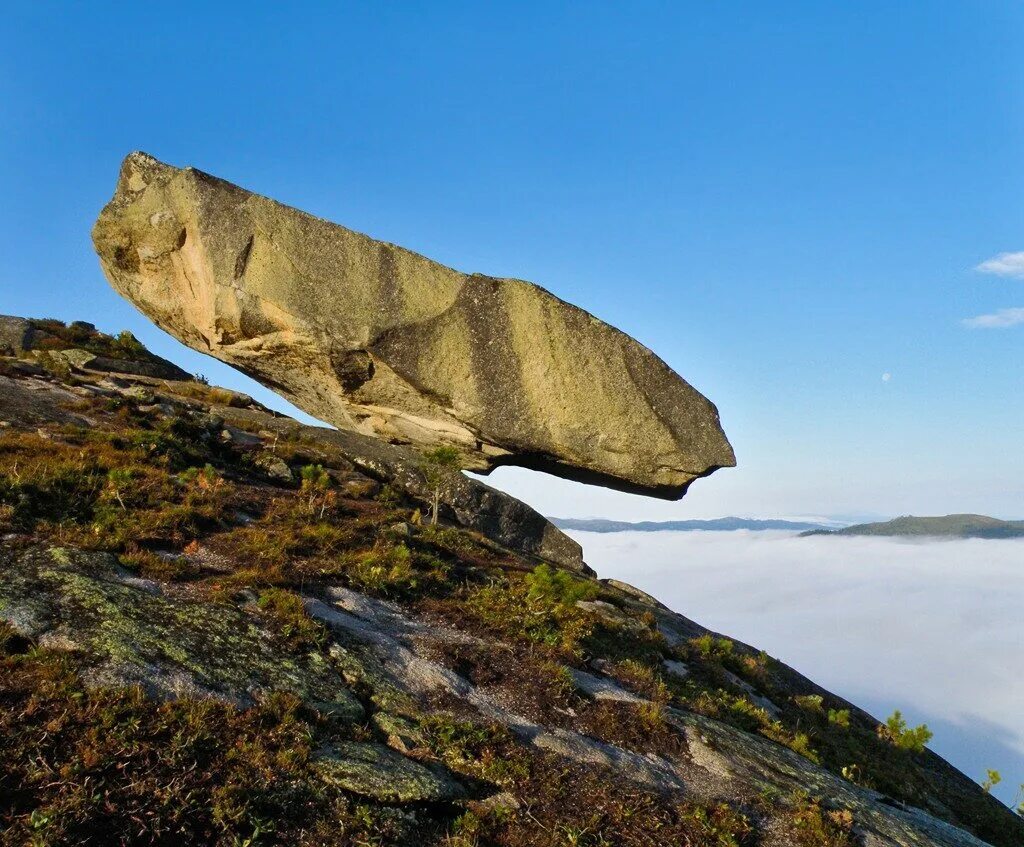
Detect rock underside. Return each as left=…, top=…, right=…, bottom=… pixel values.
left=92, top=152, right=736, bottom=500
left=0, top=323, right=1019, bottom=846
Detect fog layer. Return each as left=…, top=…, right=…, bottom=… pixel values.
left=570, top=530, right=1024, bottom=807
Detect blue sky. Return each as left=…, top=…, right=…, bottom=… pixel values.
left=3, top=2, right=1023, bottom=520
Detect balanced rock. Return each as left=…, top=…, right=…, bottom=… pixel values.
left=93, top=152, right=734, bottom=498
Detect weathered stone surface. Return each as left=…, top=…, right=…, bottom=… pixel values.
left=314, top=742, right=466, bottom=802
left=0, top=374, right=95, bottom=428
left=0, top=316, right=35, bottom=355
left=306, top=583, right=1004, bottom=847
left=92, top=152, right=735, bottom=499
left=80, top=352, right=191, bottom=381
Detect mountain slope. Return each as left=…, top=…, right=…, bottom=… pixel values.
left=0, top=320, right=1019, bottom=847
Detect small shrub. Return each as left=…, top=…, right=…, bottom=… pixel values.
left=794, top=694, right=824, bottom=713
left=463, top=567, right=598, bottom=656
left=827, top=708, right=851, bottom=728
left=611, top=659, right=670, bottom=703
left=374, top=483, right=402, bottom=508
left=420, top=715, right=525, bottom=786
left=179, top=463, right=223, bottom=493
left=256, top=588, right=328, bottom=652
left=737, top=650, right=771, bottom=682
left=788, top=796, right=855, bottom=846
left=350, top=543, right=418, bottom=594
left=112, top=330, right=147, bottom=358
left=785, top=732, right=820, bottom=764
left=539, top=660, right=579, bottom=700
left=684, top=803, right=753, bottom=847
left=879, top=709, right=932, bottom=753
left=981, top=769, right=1002, bottom=793
left=420, top=523, right=476, bottom=556
left=104, top=467, right=136, bottom=510
left=419, top=445, right=461, bottom=525
left=690, top=634, right=735, bottom=663
left=524, top=563, right=599, bottom=606
left=299, top=464, right=334, bottom=518
left=636, top=700, right=669, bottom=733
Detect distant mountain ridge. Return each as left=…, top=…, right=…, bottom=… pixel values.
left=801, top=513, right=1024, bottom=539
left=552, top=516, right=835, bottom=533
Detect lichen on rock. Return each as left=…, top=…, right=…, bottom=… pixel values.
left=314, top=741, right=466, bottom=803
left=0, top=544, right=362, bottom=718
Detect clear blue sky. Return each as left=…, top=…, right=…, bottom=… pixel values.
left=3, top=2, right=1023, bottom=520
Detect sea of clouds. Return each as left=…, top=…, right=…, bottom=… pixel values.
left=569, top=529, right=1024, bottom=807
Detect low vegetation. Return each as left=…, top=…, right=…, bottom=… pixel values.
left=787, top=796, right=856, bottom=847
left=0, top=629, right=354, bottom=846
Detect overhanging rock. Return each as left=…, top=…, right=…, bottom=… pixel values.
left=93, top=152, right=735, bottom=499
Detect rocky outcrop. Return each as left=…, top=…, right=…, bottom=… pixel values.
left=92, top=152, right=735, bottom=499
left=0, top=314, right=190, bottom=380
left=0, top=351, right=584, bottom=571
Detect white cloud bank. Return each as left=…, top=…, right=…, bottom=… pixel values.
left=975, top=251, right=1024, bottom=278
left=571, top=530, right=1024, bottom=806
left=963, top=307, right=1024, bottom=329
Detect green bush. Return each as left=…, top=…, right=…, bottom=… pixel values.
left=690, top=634, right=735, bottom=663
left=419, top=445, right=461, bottom=525
left=788, top=796, right=855, bottom=846
left=350, top=543, right=418, bottom=593
left=257, top=588, right=328, bottom=652
left=178, top=463, right=223, bottom=493
left=524, top=563, right=599, bottom=606
left=463, top=565, right=599, bottom=655
left=827, top=708, right=851, bottom=728
left=827, top=708, right=851, bottom=729
left=794, top=694, right=824, bottom=713
left=880, top=710, right=932, bottom=753
left=299, top=464, right=334, bottom=517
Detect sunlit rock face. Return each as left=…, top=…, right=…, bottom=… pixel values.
left=93, top=152, right=735, bottom=499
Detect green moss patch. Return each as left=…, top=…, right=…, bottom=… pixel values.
left=0, top=545, right=361, bottom=718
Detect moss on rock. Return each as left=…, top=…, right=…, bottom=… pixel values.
left=0, top=545, right=362, bottom=719
left=314, top=742, right=466, bottom=803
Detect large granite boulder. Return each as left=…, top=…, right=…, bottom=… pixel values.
left=93, top=152, right=735, bottom=499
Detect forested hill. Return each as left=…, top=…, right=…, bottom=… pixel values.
left=802, top=514, right=1024, bottom=539
left=554, top=517, right=834, bottom=533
